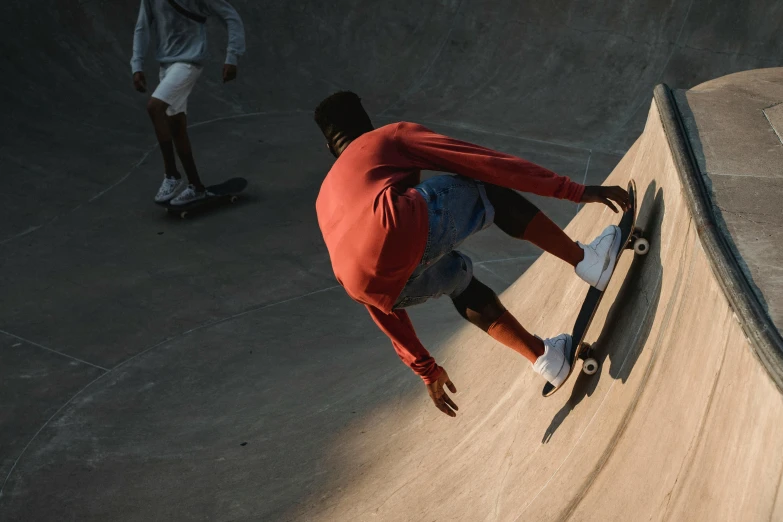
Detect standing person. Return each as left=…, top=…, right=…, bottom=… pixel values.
left=314, top=92, right=631, bottom=417
left=131, top=0, right=246, bottom=205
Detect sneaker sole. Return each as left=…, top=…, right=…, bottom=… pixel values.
left=170, top=196, right=208, bottom=207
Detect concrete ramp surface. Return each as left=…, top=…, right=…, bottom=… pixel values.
left=1, top=1, right=783, bottom=521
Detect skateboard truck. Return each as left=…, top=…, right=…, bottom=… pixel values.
left=629, top=228, right=649, bottom=255
left=577, top=343, right=599, bottom=375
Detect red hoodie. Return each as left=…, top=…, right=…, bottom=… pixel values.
left=315, top=122, right=585, bottom=383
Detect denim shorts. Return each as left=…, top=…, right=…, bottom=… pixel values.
left=393, top=175, right=495, bottom=309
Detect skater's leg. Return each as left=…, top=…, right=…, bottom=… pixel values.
left=484, top=184, right=584, bottom=267
left=168, top=113, right=205, bottom=191
left=451, top=277, right=544, bottom=363
left=148, top=62, right=203, bottom=184
left=147, top=97, right=180, bottom=178
left=394, top=244, right=568, bottom=382
left=450, top=276, right=504, bottom=330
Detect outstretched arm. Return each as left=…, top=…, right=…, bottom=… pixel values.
left=367, top=306, right=459, bottom=417
left=393, top=122, right=585, bottom=202
left=131, top=0, right=152, bottom=74
left=367, top=305, right=441, bottom=382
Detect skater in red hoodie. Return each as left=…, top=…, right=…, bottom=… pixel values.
left=314, top=92, right=630, bottom=417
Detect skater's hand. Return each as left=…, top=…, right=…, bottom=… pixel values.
left=580, top=186, right=631, bottom=213
left=426, top=369, right=458, bottom=417
left=223, top=64, right=237, bottom=83
left=133, top=72, right=147, bottom=93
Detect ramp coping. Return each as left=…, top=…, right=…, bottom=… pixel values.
left=654, top=83, right=783, bottom=393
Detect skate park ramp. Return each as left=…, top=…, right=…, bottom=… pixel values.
left=2, top=1, right=783, bottom=521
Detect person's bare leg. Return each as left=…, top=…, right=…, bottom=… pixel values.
left=168, top=112, right=205, bottom=191
left=147, top=97, right=180, bottom=178
left=452, top=277, right=544, bottom=363
left=484, top=184, right=584, bottom=267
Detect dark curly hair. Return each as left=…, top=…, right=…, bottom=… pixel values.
left=313, top=91, right=374, bottom=144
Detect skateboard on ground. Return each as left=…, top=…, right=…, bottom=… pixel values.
left=157, top=177, right=248, bottom=219
left=543, top=179, right=649, bottom=397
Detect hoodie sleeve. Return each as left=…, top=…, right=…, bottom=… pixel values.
left=393, top=122, right=585, bottom=202
left=366, top=305, right=443, bottom=384
left=131, top=0, right=152, bottom=74
left=204, top=0, right=246, bottom=65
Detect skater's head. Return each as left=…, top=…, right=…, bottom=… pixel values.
left=314, top=91, right=374, bottom=158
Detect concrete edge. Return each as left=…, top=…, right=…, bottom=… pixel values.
left=653, top=83, right=783, bottom=393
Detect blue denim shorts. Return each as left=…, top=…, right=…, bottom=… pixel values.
left=393, top=175, right=495, bottom=309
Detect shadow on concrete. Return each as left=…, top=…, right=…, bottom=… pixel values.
left=543, top=182, right=664, bottom=443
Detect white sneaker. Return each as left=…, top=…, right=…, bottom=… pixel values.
left=170, top=184, right=210, bottom=206
left=575, top=225, right=622, bottom=291
left=154, top=176, right=185, bottom=203
left=533, top=334, right=572, bottom=387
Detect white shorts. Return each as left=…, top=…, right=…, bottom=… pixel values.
left=152, top=62, right=203, bottom=116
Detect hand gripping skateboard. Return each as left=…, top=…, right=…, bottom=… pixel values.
left=543, top=179, right=648, bottom=397
left=157, top=177, right=248, bottom=219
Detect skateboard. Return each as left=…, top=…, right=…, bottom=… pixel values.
left=157, top=177, right=248, bottom=219
left=543, top=179, right=649, bottom=397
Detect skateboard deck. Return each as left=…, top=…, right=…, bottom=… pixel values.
left=157, top=177, right=248, bottom=218
left=543, top=179, right=647, bottom=397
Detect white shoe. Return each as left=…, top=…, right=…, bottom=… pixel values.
left=170, top=184, right=210, bottom=206
left=575, top=225, right=622, bottom=291
left=154, top=176, right=185, bottom=203
left=533, top=334, right=572, bottom=387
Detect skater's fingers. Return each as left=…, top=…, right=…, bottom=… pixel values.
left=443, top=393, right=459, bottom=411
left=133, top=74, right=147, bottom=93
left=602, top=198, right=619, bottom=213
left=609, top=195, right=627, bottom=211
left=446, top=379, right=457, bottom=393
left=608, top=187, right=631, bottom=210
left=434, top=397, right=456, bottom=417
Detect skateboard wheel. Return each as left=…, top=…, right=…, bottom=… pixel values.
left=180, top=211, right=189, bottom=219
left=230, top=196, right=238, bottom=204
left=633, top=237, right=649, bottom=255
left=583, top=358, right=599, bottom=375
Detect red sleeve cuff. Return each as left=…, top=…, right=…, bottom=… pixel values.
left=569, top=182, right=586, bottom=203
left=420, top=364, right=443, bottom=385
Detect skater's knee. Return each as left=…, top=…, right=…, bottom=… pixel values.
left=452, top=277, right=505, bottom=327
left=485, top=184, right=540, bottom=237
left=147, top=97, right=168, bottom=117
